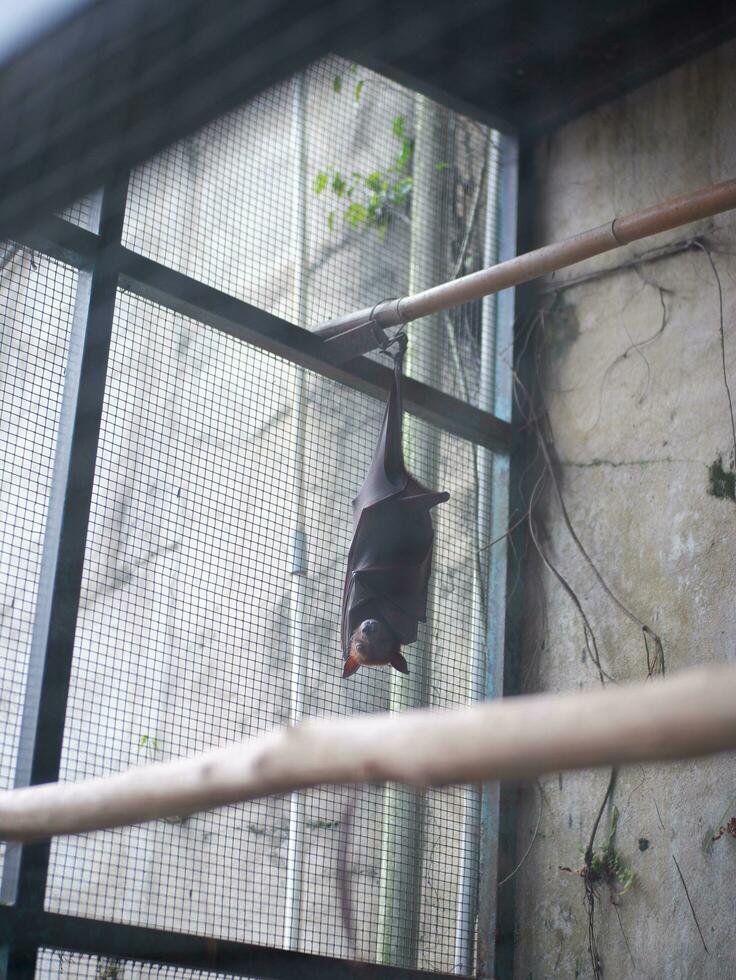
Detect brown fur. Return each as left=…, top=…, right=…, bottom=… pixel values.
left=343, top=619, right=409, bottom=678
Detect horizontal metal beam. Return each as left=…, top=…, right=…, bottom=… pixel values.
left=6, top=216, right=514, bottom=454
left=116, top=248, right=513, bottom=453
left=0, top=906, right=459, bottom=980
left=5, top=214, right=99, bottom=268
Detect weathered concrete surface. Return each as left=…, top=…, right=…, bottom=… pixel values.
left=513, top=39, right=736, bottom=980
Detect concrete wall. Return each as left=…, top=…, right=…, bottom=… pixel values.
left=513, top=39, right=736, bottom=980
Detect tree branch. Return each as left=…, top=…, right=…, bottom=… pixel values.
left=2, top=665, right=735, bottom=843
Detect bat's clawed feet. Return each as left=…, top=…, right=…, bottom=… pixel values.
left=379, top=328, right=408, bottom=359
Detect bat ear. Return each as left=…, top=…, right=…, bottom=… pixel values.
left=389, top=651, right=409, bottom=675
left=342, top=654, right=362, bottom=679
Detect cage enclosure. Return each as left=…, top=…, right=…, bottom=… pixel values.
left=1, top=52, right=515, bottom=979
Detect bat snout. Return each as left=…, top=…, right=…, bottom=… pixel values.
left=344, top=622, right=409, bottom=679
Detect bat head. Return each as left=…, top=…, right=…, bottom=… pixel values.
left=342, top=619, right=409, bottom=679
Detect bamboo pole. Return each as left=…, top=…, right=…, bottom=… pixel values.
left=2, top=665, right=735, bottom=844
left=317, top=178, right=736, bottom=337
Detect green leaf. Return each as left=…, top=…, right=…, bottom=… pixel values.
left=390, top=176, right=413, bottom=205
left=140, top=735, right=148, bottom=747
left=365, top=171, right=383, bottom=192
left=354, top=80, right=365, bottom=102
left=392, top=114, right=406, bottom=139
left=333, top=75, right=342, bottom=93
left=313, top=171, right=328, bottom=195
left=396, top=137, right=414, bottom=171
left=350, top=63, right=358, bottom=74
left=377, top=222, right=388, bottom=241
left=327, top=211, right=335, bottom=231
left=332, top=172, right=346, bottom=197
left=618, top=868, right=635, bottom=895
left=366, top=200, right=380, bottom=226
left=345, top=202, right=367, bottom=228
left=434, top=161, right=450, bottom=171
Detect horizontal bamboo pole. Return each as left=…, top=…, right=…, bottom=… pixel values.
left=1, top=665, right=735, bottom=843
left=401, top=177, right=736, bottom=321
left=316, top=178, right=736, bottom=337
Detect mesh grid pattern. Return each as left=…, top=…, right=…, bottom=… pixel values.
left=57, top=196, right=98, bottom=232
left=45, top=289, right=489, bottom=972
left=0, top=248, right=77, bottom=875
left=36, top=949, right=256, bottom=979
left=122, top=55, right=496, bottom=405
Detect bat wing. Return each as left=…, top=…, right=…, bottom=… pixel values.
left=349, top=343, right=408, bottom=525
left=341, top=344, right=449, bottom=661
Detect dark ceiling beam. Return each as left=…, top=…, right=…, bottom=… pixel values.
left=363, top=0, right=736, bottom=139
left=0, top=0, right=347, bottom=236
left=0, top=0, right=487, bottom=240
left=510, top=0, right=736, bottom=135
left=359, top=0, right=665, bottom=113
left=2, top=0, right=736, bottom=238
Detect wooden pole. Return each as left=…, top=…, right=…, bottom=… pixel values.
left=317, top=178, right=736, bottom=338
left=400, top=178, right=736, bottom=320
left=1, top=665, right=735, bottom=844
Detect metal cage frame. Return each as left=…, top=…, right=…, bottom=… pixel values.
left=0, top=114, right=518, bottom=979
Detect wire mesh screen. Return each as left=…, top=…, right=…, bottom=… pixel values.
left=0, top=247, right=77, bottom=876
left=122, top=55, right=499, bottom=406
left=44, top=287, right=491, bottom=972
left=36, top=949, right=256, bottom=979
left=56, top=195, right=99, bottom=233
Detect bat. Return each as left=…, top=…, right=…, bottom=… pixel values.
left=341, top=337, right=449, bottom=678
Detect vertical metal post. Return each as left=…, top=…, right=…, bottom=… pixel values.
left=453, top=133, right=501, bottom=975
left=284, top=73, right=310, bottom=952
left=0, top=181, right=127, bottom=974
left=477, top=133, right=518, bottom=980
left=378, top=94, right=449, bottom=970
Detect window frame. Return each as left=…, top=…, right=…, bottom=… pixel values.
left=0, top=125, right=518, bottom=979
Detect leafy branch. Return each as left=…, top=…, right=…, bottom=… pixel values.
left=314, top=113, right=416, bottom=239
left=315, top=67, right=448, bottom=239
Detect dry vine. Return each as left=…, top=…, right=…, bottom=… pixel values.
left=507, top=272, right=675, bottom=974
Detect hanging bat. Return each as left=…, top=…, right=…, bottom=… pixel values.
left=341, top=337, right=449, bottom=678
